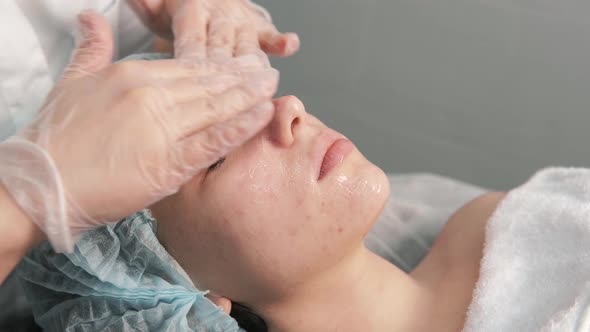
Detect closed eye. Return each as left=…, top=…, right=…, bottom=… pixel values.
left=207, top=157, right=226, bottom=174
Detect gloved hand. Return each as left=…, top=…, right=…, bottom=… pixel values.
left=0, top=11, right=278, bottom=253
left=128, top=0, right=300, bottom=59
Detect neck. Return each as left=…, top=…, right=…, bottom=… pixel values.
left=254, top=246, right=433, bottom=332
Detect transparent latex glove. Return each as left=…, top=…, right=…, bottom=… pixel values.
left=128, top=0, right=300, bottom=59
left=0, top=11, right=278, bottom=253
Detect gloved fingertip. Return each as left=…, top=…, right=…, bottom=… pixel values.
left=77, top=11, right=95, bottom=39
left=77, top=9, right=97, bottom=21
left=66, top=11, right=114, bottom=79
left=261, top=33, right=300, bottom=57
left=269, top=34, right=300, bottom=57
left=282, top=33, right=300, bottom=56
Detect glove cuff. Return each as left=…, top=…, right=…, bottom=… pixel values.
left=0, top=137, right=74, bottom=253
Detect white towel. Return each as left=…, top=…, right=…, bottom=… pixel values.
left=463, top=168, right=590, bottom=332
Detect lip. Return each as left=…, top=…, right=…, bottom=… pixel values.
left=315, top=130, right=354, bottom=181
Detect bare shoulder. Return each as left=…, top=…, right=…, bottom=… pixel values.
left=451, top=192, right=507, bottom=221
left=413, top=192, right=507, bottom=277
left=410, top=192, right=508, bottom=332
left=439, top=192, right=507, bottom=267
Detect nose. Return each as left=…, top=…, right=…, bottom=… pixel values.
left=270, top=96, right=306, bottom=147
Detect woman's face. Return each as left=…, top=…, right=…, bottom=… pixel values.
left=151, top=96, right=389, bottom=303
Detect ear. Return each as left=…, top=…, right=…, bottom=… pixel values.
left=206, top=293, right=232, bottom=314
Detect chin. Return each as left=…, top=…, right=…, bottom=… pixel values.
left=363, top=163, right=391, bottom=208
left=335, top=155, right=390, bottom=219
left=355, top=164, right=390, bottom=235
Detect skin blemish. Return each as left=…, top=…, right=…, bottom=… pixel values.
left=234, top=207, right=245, bottom=218
left=296, top=197, right=304, bottom=207
left=337, top=226, right=343, bottom=234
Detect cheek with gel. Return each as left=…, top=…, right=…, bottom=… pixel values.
left=238, top=137, right=312, bottom=207
left=243, top=138, right=277, bottom=195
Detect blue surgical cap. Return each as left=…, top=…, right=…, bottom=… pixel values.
left=18, top=209, right=241, bottom=331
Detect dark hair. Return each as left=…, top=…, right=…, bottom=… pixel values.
left=230, top=302, right=268, bottom=332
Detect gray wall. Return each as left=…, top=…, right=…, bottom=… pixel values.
left=259, top=0, right=590, bottom=190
